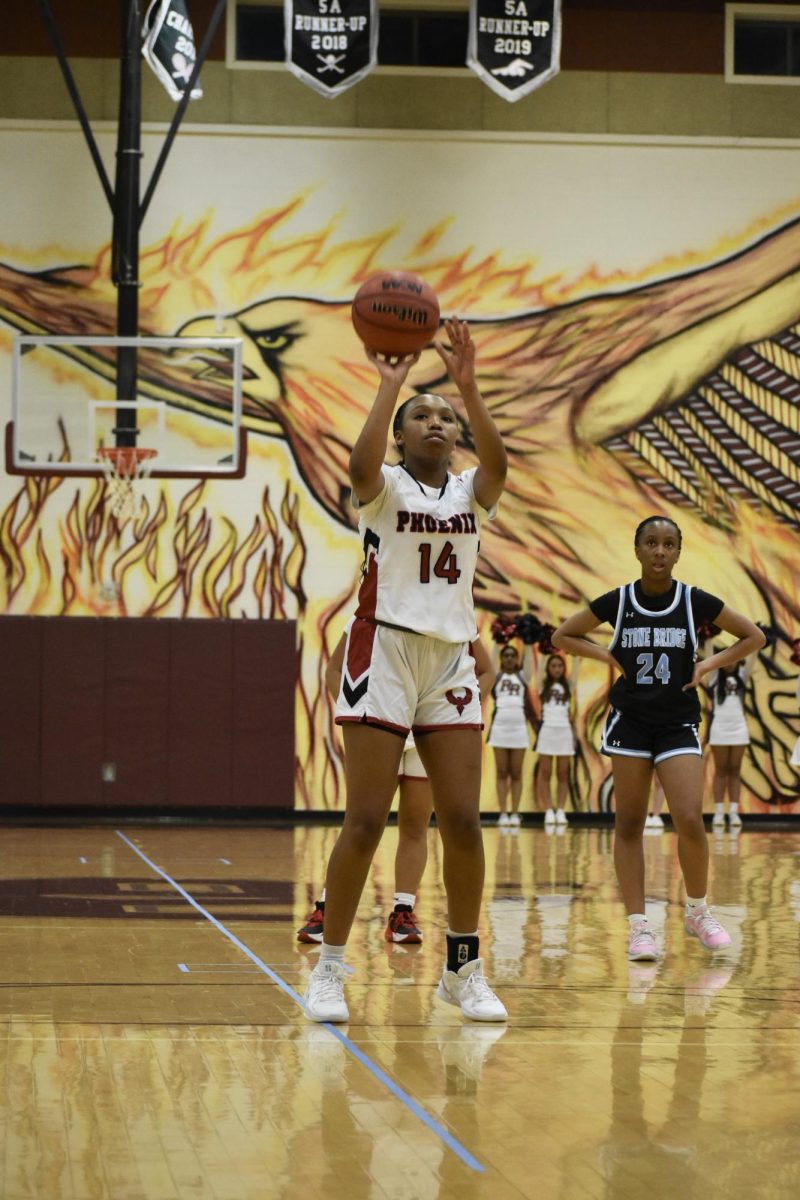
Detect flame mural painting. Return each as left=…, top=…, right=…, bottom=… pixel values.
left=0, top=127, right=798, bottom=811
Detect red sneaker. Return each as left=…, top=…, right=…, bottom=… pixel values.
left=297, top=903, right=325, bottom=943
left=385, top=909, right=423, bottom=944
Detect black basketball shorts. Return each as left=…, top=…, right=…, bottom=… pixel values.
left=600, top=707, right=701, bottom=763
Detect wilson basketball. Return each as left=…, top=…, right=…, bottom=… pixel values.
left=351, top=271, right=440, bottom=356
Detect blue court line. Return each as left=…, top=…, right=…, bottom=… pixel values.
left=115, top=830, right=484, bottom=1174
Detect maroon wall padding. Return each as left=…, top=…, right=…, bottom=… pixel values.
left=232, top=621, right=295, bottom=808
left=0, top=616, right=42, bottom=805
left=41, top=617, right=104, bottom=806
left=0, top=616, right=295, bottom=810
left=105, top=619, right=170, bottom=807
left=168, top=621, right=234, bottom=808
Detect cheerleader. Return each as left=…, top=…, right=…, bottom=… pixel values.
left=536, top=654, right=578, bottom=827
left=486, top=643, right=535, bottom=827
left=705, top=654, right=757, bottom=829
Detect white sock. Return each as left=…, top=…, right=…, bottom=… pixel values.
left=319, top=943, right=346, bottom=964
left=729, top=803, right=738, bottom=815
left=686, top=896, right=707, bottom=909
left=320, top=887, right=327, bottom=902
left=714, top=803, right=724, bottom=814
left=394, top=892, right=416, bottom=908
left=628, top=913, right=647, bottom=926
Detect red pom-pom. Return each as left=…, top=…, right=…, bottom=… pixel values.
left=538, top=624, right=557, bottom=655
left=490, top=614, right=517, bottom=645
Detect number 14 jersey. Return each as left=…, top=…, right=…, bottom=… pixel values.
left=354, top=463, right=495, bottom=643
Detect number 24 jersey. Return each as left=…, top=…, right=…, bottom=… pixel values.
left=589, top=580, right=723, bottom=725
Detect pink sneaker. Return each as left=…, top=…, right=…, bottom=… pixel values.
left=684, top=904, right=732, bottom=951
left=627, top=921, right=658, bottom=961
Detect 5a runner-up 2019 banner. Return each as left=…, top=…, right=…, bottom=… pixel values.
left=468, top=0, right=561, bottom=102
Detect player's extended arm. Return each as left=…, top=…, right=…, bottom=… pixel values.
left=551, top=608, right=620, bottom=671
left=349, top=350, right=420, bottom=504
left=471, top=637, right=496, bottom=701
left=435, top=318, right=507, bottom=511
left=684, top=606, right=765, bottom=691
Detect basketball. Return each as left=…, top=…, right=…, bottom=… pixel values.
left=351, top=271, right=440, bottom=356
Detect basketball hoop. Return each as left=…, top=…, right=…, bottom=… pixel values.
left=97, top=446, right=157, bottom=520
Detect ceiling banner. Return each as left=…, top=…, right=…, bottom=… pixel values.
left=467, top=0, right=561, bottom=103
left=285, top=0, right=378, bottom=98
left=142, top=0, right=204, bottom=101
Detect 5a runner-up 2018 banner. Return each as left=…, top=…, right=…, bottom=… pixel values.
left=285, top=0, right=378, bottom=98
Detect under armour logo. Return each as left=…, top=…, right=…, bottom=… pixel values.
left=446, top=687, right=473, bottom=716
left=612, top=739, right=621, bottom=746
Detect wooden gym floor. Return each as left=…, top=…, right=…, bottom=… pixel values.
left=0, top=821, right=798, bottom=1200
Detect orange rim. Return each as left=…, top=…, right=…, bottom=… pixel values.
left=97, top=447, right=157, bottom=478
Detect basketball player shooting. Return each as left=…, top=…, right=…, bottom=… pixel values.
left=303, top=316, right=509, bottom=1024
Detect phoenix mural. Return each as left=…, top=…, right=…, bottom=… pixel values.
left=0, top=139, right=798, bottom=812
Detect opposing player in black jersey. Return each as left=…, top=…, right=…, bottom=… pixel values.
left=552, top=516, right=765, bottom=961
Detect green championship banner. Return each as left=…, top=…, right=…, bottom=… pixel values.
left=142, top=0, right=203, bottom=101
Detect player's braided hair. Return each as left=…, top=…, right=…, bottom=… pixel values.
left=634, top=515, right=683, bottom=549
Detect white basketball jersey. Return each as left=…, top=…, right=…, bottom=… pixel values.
left=354, top=463, right=495, bottom=643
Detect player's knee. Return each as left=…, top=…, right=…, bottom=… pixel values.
left=615, top=812, right=646, bottom=839
left=345, top=812, right=387, bottom=852
left=398, top=820, right=428, bottom=845
left=672, top=810, right=705, bottom=839
left=439, top=808, right=482, bottom=846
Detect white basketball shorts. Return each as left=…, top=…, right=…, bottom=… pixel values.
left=335, top=619, right=483, bottom=734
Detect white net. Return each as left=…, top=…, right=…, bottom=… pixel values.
left=98, top=447, right=157, bottom=521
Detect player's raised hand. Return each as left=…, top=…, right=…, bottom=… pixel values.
left=366, top=346, right=420, bottom=387
left=435, top=317, right=476, bottom=391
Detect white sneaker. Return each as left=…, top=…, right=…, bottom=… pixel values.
left=498, top=812, right=511, bottom=826
left=729, top=810, right=742, bottom=828
left=303, top=960, right=349, bottom=1023
left=508, top=812, right=521, bottom=827
left=544, top=809, right=556, bottom=826
left=645, top=813, right=664, bottom=829
left=712, top=810, right=725, bottom=827
left=437, top=958, right=508, bottom=1022
left=555, top=809, right=567, bottom=826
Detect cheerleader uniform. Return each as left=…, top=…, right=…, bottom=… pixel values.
left=487, top=671, right=530, bottom=750
left=707, top=668, right=750, bottom=747
left=536, top=681, right=575, bottom=757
